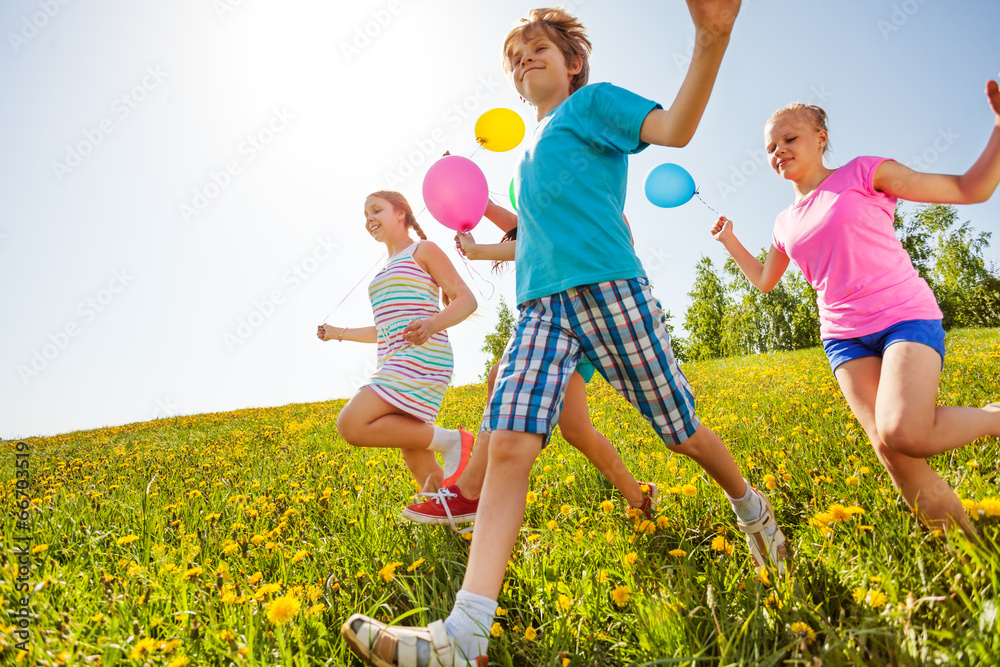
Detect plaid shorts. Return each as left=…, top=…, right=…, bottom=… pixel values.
left=482, top=277, right=700, bottom=446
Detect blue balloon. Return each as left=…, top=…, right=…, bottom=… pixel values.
left=644, top=163, right=696, bottom=208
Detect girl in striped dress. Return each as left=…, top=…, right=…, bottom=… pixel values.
left=319, top=190, right=476, bottom=495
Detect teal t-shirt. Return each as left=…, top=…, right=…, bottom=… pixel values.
left=513, top=82, right=661, bottom=304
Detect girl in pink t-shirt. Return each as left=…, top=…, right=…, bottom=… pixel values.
left=711, top=77, right=1000, bottom=536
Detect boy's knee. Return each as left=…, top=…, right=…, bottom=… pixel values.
left=488, top=432, right=542, bottom=470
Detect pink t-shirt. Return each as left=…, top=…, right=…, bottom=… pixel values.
left=772, top=156, right=942, bottom=339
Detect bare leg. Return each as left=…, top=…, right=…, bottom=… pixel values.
left=461, top=430, right=543, bottom=599
left=876, top=342, right=1000, bottom=458
left=670, top=424, right=748, bottom=499
left=558, top=373, right=644, bottom=507
left=835, top=355, right=976, bottom=535
left=336, top=387, right=444, bottom=487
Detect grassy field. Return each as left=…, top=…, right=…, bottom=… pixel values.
left=2, top=328, right=999, bottom=666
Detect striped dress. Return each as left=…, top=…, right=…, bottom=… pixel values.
left=365, top=242, right=454, bottom=423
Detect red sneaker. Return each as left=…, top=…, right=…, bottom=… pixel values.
left=442, top=429, right=474, bottom=487
left=401, top=485, right=478, bottom=532
left=628, top=481, right=659, bottom=520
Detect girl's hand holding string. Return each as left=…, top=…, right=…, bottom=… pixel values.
left=454, top=231, right=478, bottom=258
left=710, top=215, right=734, bottom=242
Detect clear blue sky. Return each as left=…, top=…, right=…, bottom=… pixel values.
left=2, top=0, right=998, bottom=438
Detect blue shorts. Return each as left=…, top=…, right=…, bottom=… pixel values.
left=822, top=319, right=945, bottom=373
left=483, top=277, right=700, bottom=446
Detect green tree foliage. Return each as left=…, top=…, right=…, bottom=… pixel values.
left=480, top=297, right=515, bottom=381
left=682, top=256, right=727, bottom=360
left=896, top=204, right=1000, bottom=329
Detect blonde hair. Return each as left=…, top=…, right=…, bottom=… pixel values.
left=767, top=103, right=831, bottom=155
left=366, top=190, right=449, bottom=307
left=503, top=7, right=592, bottom=94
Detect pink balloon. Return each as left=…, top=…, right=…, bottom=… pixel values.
left=422, top=156, right=488, bottom=232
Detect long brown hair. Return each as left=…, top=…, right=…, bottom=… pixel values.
left=366, top=190, right=450, bottom=307
left=493, top=227, right=517, bottom=275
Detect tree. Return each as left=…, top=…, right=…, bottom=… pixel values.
left=897, top=203, right=1000, bottom=329
left=480, top=298, right=515, bottom=381
left=683, top=256, right=727, bottom=360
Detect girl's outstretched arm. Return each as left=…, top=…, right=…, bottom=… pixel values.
left=317, top=324, right=377, bottom=343
left=875, top=74, right=1000, bottom=204
left=711, top=216, right=789, bottom=292
left=639, top=0, right=741, bottom=147
left=406, top=241, right=477, bottom=345
left=455, top=231, right=516, bottom=262
left=485, top=199, right=517, bottom=233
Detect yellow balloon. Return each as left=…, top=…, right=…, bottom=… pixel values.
left=474, top=108, right=525, bottom=152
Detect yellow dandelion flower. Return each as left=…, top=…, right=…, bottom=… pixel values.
left=547, top=520, right=559, bottom=531
left=524, top=626, right=537, bottom=641
left=564, top=475, right=575, bottom=484
left=526, top=491, right=538, bottom=504
left=290, top=550, right=309, bottom=564
left=668, top=548, right=686, bottom=557
left=681, top=484, right=698, bottom=497
left=91, top=613, right=105, bottom=623
left=755, top=566, right=771, bottom=586
left=597, top=570, right=609, bottom=583
left=711, top=535, right=734, bottom=555
left=635, top=520, right=655, bottom=535
left=600, top=500, right=615, bottom=514
left=183, top=567, right=203, bottom=580
left=827, top=504, right=850, bottom=522
left=852, top=587, right=867, bottom=603
left=377, top=562, right=403, bottom=582
left=222, top=543, right=239, bottom=556
left=560, top=504, right=572, bottom=516
left=129, top=637, right=158, bottom=660
left=117, top=535, right=140, bottom=546
left=979, top=498, right=1000, bottom=517
left=846, top=476, right=859, bottom=486
left=611, top=585, right=631, bottom=608
left=160, top=639, right=182, bottom=653
left=407, top=558, right=425, bottom=572
left=764, top=592, right=783, bottom=610
left=557, top=594, right=572, bottom=611
left=623, top=552, right=638, bottom=567
left=604, top=528, right=615, bottom=543
left=220, top=587, right=237, bottom=604
left=789, top=621, right=816, bottom=642
left=868, top=590, right=888, bottom=608
left=491, top=622, right=503, bottom=637
left=266, top=595, right=301, bottom=625
left=256, top=582, right=281, bottom=597
left=219, top=630, right=235, bottom=642
left=31, top=544, right=49, bottom=554
left=247, top=571, right=262, bottom=585
left=306, top=603, right=325, bottom=616
left=763, top=474, right=777, bottom=490
left=166, top=658, right=191, bottom=667
left=656, top=516, right=670, bottom=530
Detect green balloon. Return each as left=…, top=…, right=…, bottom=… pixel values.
left=509, top=177, right=517, bottom=212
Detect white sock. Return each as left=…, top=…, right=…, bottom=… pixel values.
left=427, top=427, right=462, bottom=480
left=728, top=479, right=763, bottom=522
left=444, top=590, right=494, bottom=661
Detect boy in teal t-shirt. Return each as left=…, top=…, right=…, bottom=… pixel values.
left=343, top=4, right=788, bottom=666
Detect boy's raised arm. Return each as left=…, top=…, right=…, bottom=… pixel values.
left=640, top=0, right=741, bottom=148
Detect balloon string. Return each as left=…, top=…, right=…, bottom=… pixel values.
left=693, top=190, right=721, bottom=217
left=458, top=251, right=497, bottom=302
left=322, top=251, right=387, bottom=323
